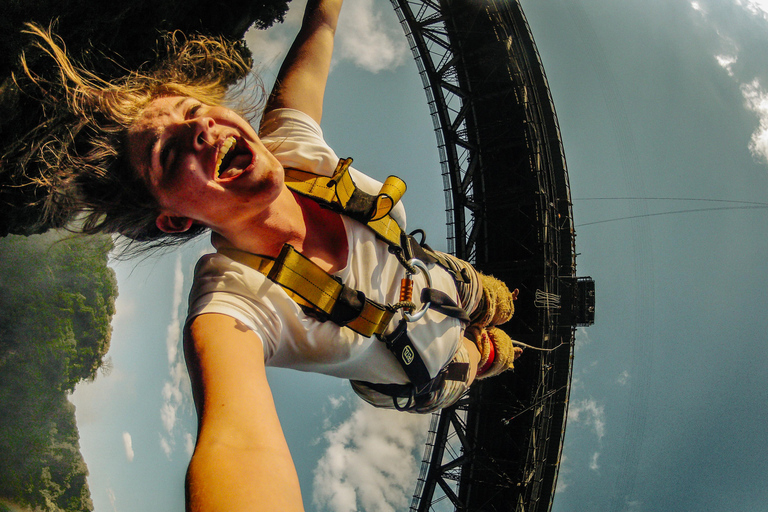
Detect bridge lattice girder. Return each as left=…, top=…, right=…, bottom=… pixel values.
left=389, top=0, right=581, bottom=511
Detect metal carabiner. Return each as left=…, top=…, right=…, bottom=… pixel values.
left=403, top=258, right=432, bottom=322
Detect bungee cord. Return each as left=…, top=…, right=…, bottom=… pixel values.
left=511, top=340, right=567, bottom=352
left=574, top=197, right=768, bottom=227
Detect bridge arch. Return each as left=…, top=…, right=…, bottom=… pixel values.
left=388, top=0, right=595, bottom=510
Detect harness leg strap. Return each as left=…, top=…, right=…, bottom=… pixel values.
left=381, top=319, right=432, bottom=391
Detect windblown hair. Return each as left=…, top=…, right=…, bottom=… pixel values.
left=13, top=23, right=258, bottom=253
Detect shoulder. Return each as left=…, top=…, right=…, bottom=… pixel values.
left=188, top=253, right=288, bottom=359
left=258, top=110, right=407, bottom=226
left=259, top=108, right=340, bottom=178
left=190, top=252, right=255, bottom=297
left=190, top=252, right=282, bottom=312
left=259, top=108, right=326, bottom=145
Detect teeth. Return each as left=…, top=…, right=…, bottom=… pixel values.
left=215, top=137, right=237, bottom=177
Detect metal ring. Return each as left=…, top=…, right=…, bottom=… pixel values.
left=404, top=258, right=431, bottom=322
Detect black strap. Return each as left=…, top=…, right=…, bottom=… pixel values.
left=340, top=187, right=383, bottom=224
left=403, top=233, right=473, bottom=287
left=403, top=233, right=437, bottom=265
left=443, top=362, right=469, bottom=382
left=354, top=360, right=470, bottom=411
left=381, top=319, right=432, bottom=390
left=328, top=281, right=367, bottom=326
left=421, top=288, right=471, bottom=323
left=357, top=360, right=469, bottom=399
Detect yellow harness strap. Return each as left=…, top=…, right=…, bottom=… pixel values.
left=217, top=158, right=411, bottom=338
left=219, top=244, right=396, bottom=338
left=284, top=157, right=407, bottom=247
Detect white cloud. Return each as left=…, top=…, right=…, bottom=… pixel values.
left=694, top=4, right=768, bottom=166
left=617, top=370, right=630, bottom=386
left=122, top=432, right=134, bottom=462
left=568, top=398, right=606, bottom=440
left=185, top=432, right=196, bottom=457
left=166, top=255, right=184, bottom=366
left=160, top=436, right=173, bottom=458
left=589, top=451, right=600, bottom=471
left=245, top=0, right=407, bottom=83
left=740, top=79, right=768, bottom=164
left=336, top=0, right=408, bottom=73
left=329, top=395, right=347, bottom=409
left=737, top=0, right=768, bottom=19
left=160, top=391, right=178, bottom=434
left=159, top=254, right=193, bottom=457
left=70, top=366, right=132, bottom=424
left=716, top=54, right=738, bottom=76
left=322, top=395, right=351, bottom=429
left=574, top=327, right=591, bottom=351
left=245, top=21, right=296, bottom=83
left=693, top=4, right=740, bottom=81
left=555, top=454, right=570, bottom=494
left=313, top=401, right=430, bottom=512
left=106, top=487, right=118, bottom=512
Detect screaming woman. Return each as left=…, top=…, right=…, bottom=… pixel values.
left=18, top=0, right=522, bottom=508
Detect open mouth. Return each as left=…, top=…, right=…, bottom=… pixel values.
left=215, top=136, right=253, bottom=180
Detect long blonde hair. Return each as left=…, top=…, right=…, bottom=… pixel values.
left=8, top=23, right=259, bottom=252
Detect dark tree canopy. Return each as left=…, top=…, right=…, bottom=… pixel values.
left=0, top=232, right=118, bottom=511
left=0, top=0, right=290, bottom=237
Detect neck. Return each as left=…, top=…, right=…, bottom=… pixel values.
left=211, top=188, right=349, bottom=273
left=214, top=187, right=306, bottom=257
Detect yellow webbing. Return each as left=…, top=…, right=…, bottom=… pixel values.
left=216, top=158, right=409, bottom=337
left=374, top=175, right=408, bottom=221
left=218, top=245, right=396, bottom=338
left=284, top=158, right=406, bottom=247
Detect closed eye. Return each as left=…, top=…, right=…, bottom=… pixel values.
left=160, top=137, right=177, bottom=180
left=161, top=101, right=202, bottom=174
left=186, top=103, right=202, bottom=119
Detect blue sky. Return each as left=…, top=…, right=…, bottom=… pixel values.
left=70, top=0, right=768, bottom=511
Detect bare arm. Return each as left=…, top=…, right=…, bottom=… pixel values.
left=263, top=0, right=344, bottom=123
left=184, top=313, right=304, bottom=512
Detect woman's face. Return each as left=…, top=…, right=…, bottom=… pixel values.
left=127, top=95, right=284, bottom=233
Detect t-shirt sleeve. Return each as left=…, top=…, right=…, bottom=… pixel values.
left=259, top=108, right=407, bottom=229
left=186, top=254, right=284, bottom=360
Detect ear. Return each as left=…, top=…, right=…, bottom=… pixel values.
left=156, top=213, right=194, bottom=233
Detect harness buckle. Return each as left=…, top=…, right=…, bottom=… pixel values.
left=403, top=258, right=432, bottom=322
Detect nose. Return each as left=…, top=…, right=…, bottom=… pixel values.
left=190, top=116, right=216, bottom=151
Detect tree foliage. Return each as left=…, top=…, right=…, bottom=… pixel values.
left=0, top=0, right=290, bottom=237
left=0, top=232, right=118, bottom=511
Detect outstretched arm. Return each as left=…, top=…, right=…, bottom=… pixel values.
left=184, top=313, right=304, bottom=512
left=264, top=0, right=344, bottom=124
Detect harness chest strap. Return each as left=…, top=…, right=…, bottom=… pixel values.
left=285, top=157, right=474, bottom=287
left=284, top=157, right=406, bottom=248
left=222, top=241, right=463, bottom=393
left=218, top=244, right=396, bottom=338
left=218, top=159, right=476, bottom=397
left=218, top=157, right=471, bottom=329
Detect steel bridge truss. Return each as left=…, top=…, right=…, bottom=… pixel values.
left=391, top=0, right=481, bottom=260
left=389, top=0, right=593, bottom=511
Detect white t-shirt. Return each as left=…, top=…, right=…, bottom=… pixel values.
left=186, top=109, right=463, bottom=385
